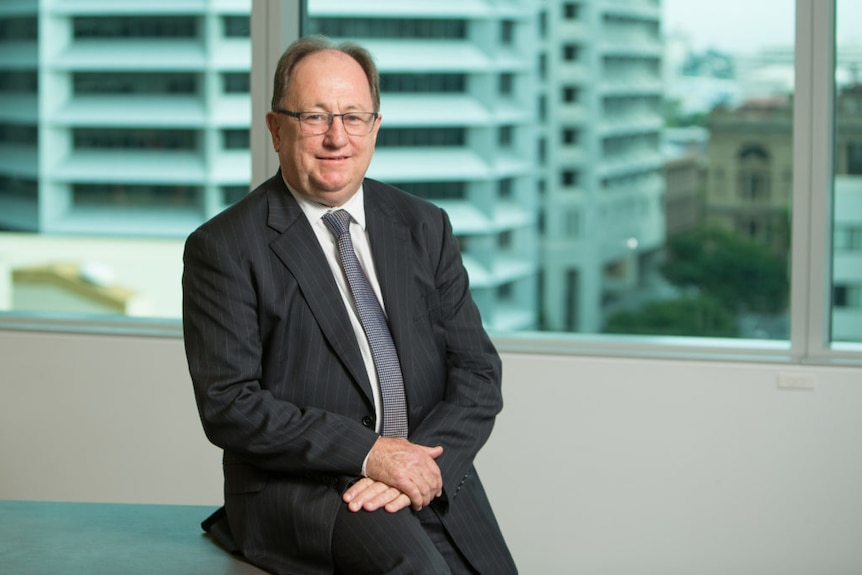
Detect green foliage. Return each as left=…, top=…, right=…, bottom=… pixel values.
left=661, top=225, right=789, bottom=315
left=663, top=98, right=709, bottom=128
left=604, top=295, right=738, bottom=337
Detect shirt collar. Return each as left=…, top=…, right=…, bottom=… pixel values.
left=285, top=180, right=367, bottom=231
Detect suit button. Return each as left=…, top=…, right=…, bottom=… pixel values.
left=361, top=416, right=375, bottom=428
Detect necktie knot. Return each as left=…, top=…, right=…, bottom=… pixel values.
left=323, top=209, right=352, bottom=238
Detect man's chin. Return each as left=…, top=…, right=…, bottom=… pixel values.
left=313, top=185, right=358, bottom=207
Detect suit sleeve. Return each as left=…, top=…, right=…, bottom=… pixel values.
left=406, top=208, right=505, bottom=504
left=182, top=223, right=377, bottom=478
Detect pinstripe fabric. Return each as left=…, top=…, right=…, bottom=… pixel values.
left=182, top=173, right=517, bottom=574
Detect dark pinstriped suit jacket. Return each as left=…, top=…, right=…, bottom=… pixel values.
left=182, top=173, right=517, bottom=574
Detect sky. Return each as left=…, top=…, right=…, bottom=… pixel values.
left=662, top=0, right=862, bottom=54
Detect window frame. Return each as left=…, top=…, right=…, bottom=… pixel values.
left=2, top=0, right=859, bottom=367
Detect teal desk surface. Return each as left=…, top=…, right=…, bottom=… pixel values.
left=0, top=500, right=267, bottom=575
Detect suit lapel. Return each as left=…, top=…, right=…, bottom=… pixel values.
left=364, top=182, right=416, bottom=390
left=264, top=177, right=374, bottom=405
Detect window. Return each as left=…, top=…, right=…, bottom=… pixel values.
left=381, top=73, right=466, bottom=94
left=561, top=171, right=579, bottom=187
left=73, top=16, right=199, bottom=39
left=73, top=129, right=198, bottom=151
left=308, top=18, right=466, bottom=39
left=563, top=44, right=580, bottom=61
left=223, top=15, right=249, bottom=38
left=1, top=0, right=858, bottom=365
left=499, top=126, right=514, bottom=148
left=73, top=72, right=199, bottom=95
left=0, top=4, right=250, bottom=320
left=223, top=72, right=250, bottom=94
left=562, top=86, right=579, bottom=103
left=831, top=0, right=862, bottom=344
left=846, top=142, right=862, bottom=175
left=376, top=128, right=465, bottom=148
left=563, top=3, right=581, bottom=21
left=562, top=129, right=579, bottom=145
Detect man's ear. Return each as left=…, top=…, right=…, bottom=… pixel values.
left=265, top=112, right=280, bottom=151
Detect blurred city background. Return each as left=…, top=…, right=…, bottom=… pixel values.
left=0, top=0, right=859, bottom=343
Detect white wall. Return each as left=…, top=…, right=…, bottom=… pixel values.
left=2, top=330, right=862, bottom=574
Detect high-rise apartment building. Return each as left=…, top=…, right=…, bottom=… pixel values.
left=306, top=1, right=541, bottom=332
left=0, top=0, right=252, bottom=237
left=1, top=0, right=667, bottom=334
left=537, top=1, right=665, bottom=332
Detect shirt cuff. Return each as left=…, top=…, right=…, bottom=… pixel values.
left=361, top=450, right=370, bottom=477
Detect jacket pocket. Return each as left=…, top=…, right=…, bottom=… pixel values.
left=223, top=463, right=268, bottom=495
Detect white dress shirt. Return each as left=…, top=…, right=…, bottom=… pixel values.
left=286, top=183, right=386, bottom=438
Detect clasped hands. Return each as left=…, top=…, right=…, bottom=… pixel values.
left=343, top=436, right=443, bottom=514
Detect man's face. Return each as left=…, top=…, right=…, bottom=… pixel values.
left=266, top=49, right=381, bottom=207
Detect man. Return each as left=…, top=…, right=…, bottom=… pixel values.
left=183, top=35, right=517, bottom=574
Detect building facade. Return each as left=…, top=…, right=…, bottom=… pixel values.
left=0, top=0, right=253, bottom=238
left=537, top=0, right=665, bottom=332
left=1, top=0, right=668, bottom=335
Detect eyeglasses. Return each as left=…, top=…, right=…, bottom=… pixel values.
left=275, top=109, right=379, bottom=136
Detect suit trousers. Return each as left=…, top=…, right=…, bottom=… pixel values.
left=331, top=504, right=479, bottom=575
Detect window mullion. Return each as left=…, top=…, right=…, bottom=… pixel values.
left=807, top=0, right=837, bottom=359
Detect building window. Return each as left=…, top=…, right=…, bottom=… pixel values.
left=0, top=17, right=37, bottom=41
left=72, top=184, right=200, bottom=209
left=0, top=124, right=38, bottom=145
left=498, top=178, right=514, bottom=200
left=222, top=186, right=248, bottom=205
left=223, top=15, right=249, bottom=38
left=562, top=170, right=579, bottom=187
left=499, top=126, right=513, bottom=148
left=390, top=182, right=467, bottom=201
left=563, top=44, right=580, bottom=61
left=563, top=3, right=581, bottom=20
left=501, top=20, right=515, bottom=45
left=223, top=72, right=250, bottom=94
left=737, top=144, right=771, bottom=201
left=73, top=16, right=199, bottom=39
left=376, top=128, right=465, bottom=148
left=0, top=71, right=37, bottom=94
left=847, top=142, right=862, bottom=175
left=73, top=129, right=197, bottom=151
left=222, top=129, right=249, bottom=150
left=73, top=72, right=198, bottom=95
left=380, top=73, right=465, bottom=93
left=833, top=284, right=862, bottom=309
left=309, top=18, right=466, bottom=39
left=834, top=226, right=862, bottom=251
left=499, top=73, right=514, bottom=97
left=563, top=86, right=579, bottom=103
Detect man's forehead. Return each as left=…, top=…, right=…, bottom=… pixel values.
left=287, top=50, right=372, bottom=104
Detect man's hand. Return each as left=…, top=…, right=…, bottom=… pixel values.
left=364, top=437, right=444, bottom=511
left=342, top=477, right=412, bottom=513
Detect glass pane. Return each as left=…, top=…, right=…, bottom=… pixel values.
left=0, top=3, right=251, bottom=321
left=304, top=0, right=794, bottom=339
left=832, top=0, right=862, bottom=344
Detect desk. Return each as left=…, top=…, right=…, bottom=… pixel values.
left=0, top=500, right=267, bottom=575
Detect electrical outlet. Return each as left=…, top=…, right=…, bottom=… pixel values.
left=777, top=372, right=816, bottom=390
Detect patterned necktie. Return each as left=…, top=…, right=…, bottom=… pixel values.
left=322, top=209, right=408, bottom=438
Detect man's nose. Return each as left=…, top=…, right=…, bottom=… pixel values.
left=323, top=115, right=349, bottom=143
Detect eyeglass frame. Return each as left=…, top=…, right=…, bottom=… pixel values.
left=274, top=109, right=380, bottom=136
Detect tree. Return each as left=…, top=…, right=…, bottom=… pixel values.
left=661, top=225, right=789, bottom=315
left=604, top=295, right=738, bottom=337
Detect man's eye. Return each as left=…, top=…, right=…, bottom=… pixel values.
left=343, top=114, right=363, bottom=124
left=303, top=114, right=328, bottom=123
